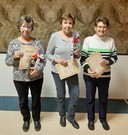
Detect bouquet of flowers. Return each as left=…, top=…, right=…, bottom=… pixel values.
left=71, top=32, right=80, bottom=58
left=28, top=49, right=44, bottom=78
left=73, top=32, right=80, bottom=45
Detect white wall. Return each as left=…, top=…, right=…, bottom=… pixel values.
left=0, top=54, right=128, bottom=99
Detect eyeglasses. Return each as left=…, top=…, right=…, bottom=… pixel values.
left=20, top=26, right=32, bottom=30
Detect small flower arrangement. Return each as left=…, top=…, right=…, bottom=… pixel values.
left=28, top=50, right=44, bottom=78
left=29, top=52, right=44, bottom=68
left=71, top=32, right=80, bottom=58
left=73, top=32, right=80, bottom=45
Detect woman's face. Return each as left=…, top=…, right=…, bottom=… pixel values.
left=94, top=22, right=108, bottom=37
left=61, top=18, right=74, bottom=35
left=20, top=21, right=33, bottom=38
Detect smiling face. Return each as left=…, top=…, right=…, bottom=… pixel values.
left=94, top=22, right=108, bottom=37
left=17, top=16, right=34, bottom=39
left=61, top=18, right=74, bottom=35
left=94, top=16, right=109, bottom=38
left=20, top=21, right=33, bottom=38
left=59, top=13, right=75, bottom=36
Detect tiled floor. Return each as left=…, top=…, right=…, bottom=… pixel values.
left=0, top=111, right=128, bottom=135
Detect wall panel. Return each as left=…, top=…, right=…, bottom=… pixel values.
left=0, top=0, right=128, bottom=54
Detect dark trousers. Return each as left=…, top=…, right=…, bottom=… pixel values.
left=84, top=76, right=110, bottom=122
left=52, top=72, right=79, bottom=121
left=14, top=78, right=43, bottom=121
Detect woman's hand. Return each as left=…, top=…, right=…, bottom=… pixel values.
left=87, top=68, right=96, bottom=78
left=54, top=58, right=68, bottom=66
left=13, top=50, right=23, bottom=59
left=74, top=49, right=80, bottom=58
left=29, top=67, right=39, bottom=78
left=100, top=59, right=109, bottom=67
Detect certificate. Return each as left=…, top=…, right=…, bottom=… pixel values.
left=86, top=52, right=108, bottom=78
left=19, top=45, right=38, bottom=69
left=55, top=59, right=80, bottom=80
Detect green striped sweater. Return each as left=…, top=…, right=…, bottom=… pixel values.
left=80, top=34, right=118, bottom=78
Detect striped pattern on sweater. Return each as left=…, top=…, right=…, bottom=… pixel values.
left=80, top=34, right=118, bottom=78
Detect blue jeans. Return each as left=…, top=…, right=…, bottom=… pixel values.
left=52, top=72, right=79, bottom=121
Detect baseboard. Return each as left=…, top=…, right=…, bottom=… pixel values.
left=0, top=96, right=128, bottom=113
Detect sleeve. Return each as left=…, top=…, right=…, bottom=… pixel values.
left=5, top=41, right=19, bottom=67
left=80, top=38, right=90, bottom=72
left=105, top=39, right=118, bottom=65
left=46, top=34, right=56, bottom=63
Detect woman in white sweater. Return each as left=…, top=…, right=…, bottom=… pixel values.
left=80, top=16, right=118, bottom=131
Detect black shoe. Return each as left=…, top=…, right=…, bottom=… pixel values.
left=22, top=121, right=30, bottom=132
left=60, top=116, right=66, bottom=127
left=101, top=121, right=110, bottom=130
left=34, top=121, right=41, bottom=131
left=88, top=121, right=94, bottom=130
left=68, top=120, right=79, bottom=129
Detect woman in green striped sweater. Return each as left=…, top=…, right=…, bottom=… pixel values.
left=80, top=16, right=118, bottom=131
